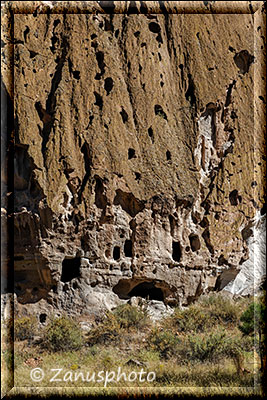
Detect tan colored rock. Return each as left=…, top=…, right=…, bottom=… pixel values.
left=1, top=1, right=266, bottom=318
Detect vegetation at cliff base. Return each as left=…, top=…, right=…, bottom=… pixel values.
left=8, top=293, right=264, bottom=393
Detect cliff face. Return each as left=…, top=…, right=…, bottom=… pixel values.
left=1, top=2, right=266, bottom=318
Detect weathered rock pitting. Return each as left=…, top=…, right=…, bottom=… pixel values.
left=1, top=1, right=266, bottom=319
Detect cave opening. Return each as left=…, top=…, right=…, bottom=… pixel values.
left=189, top=234, right=201, bottom=252
left=124, top=240, right=133, bottom=257
left=128, top=281, right=164, bottom=301
left=166, top=150, right=171, bottom=161
left=172, top=241, right=182, bottom=262
left=229, top=189, right=239, bottom=206
left=61, top=257, right=81, bottom=282
left=128, top=148, right=136, bottom=159
left=113, top=246, right=121, bottom=260
left=39, top=313, right=47, bottom=323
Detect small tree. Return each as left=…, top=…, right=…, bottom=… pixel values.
left=14, top=316, right=37, bottom=341
left=43, top=316, right=83, bottom=352
left=239, top=299, right=266, bottom=371
left=112, top=304, right=148, bottom=329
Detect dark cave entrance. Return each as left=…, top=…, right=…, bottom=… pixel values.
left=172, top=241, right=182, bottom=262
left=124, top=239, right=133, bottom=257
left=39, top=313, right=47, bottom=323
left=113, top=246, right=121, bottom=260
left=189, top=234, right=201, bottom=252
left=61, top=257, right=81, bottom=282
left=128, top=281, right=164, bottom=301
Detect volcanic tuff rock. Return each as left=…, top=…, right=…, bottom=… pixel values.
left=1, top=1, right=266, bottom=320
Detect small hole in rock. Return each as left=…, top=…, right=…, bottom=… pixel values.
left=200, top=217, right=209, bottom=228
left=128, top=148, right=136, bottom=159
left=124, top=240, right=133, bottom=257
left=135, top=172, right=141, bottom=181
left=189, top=234, right=201, bottom=252
left=105, top=249, right=111, bottom=258
left=61, top=258, right=81, bottom=282
left=218, top=255, right=228, bottom=266
left=185, top=74, right=196, bottom=107
left=166, top=150, right=171, bottom=161
left=172, top=241, right=181, bottom=262
left=73, top=71, right=80, bottom=80
left=156, top=33, right=163, bottom=44
left=113, top=246, right=120, bottom=260
left=94, top=92, right=103, bottom=110
left=39, top=314, right=47, bottom=323
left=154, top=104, right=167, bottom=120
left=233, top=50, right=254, bottom=75
left=24, top=26, right=30, bottom=42
left=120, top=108, right=128, bottom=123
left=229, top=189, right=239, bottom=206
left=29, top=50, right=37, bottom=59
left=104, top=77, right=114, bottom=96
left=148, top=127, right=154, bottom=142
left=148, top=22, right=161, bottom=33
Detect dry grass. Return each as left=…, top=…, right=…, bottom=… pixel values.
left=7, top=294, right=264, bottom=396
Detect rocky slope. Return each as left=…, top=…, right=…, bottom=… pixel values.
left=1, top=1, right=266, bottom=320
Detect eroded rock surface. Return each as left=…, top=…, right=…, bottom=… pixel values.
left=1, top=1, right=266, bottom=319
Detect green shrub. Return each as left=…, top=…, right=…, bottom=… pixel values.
left=149, top=328, right=180, bottom=359
left=137, top=349, right=161, bottom=362
left=239, top=302, right=265, bottom=335
left=14, top=316, right=37, bottom=341
left=167, top=306, right=212, bottom=333
left=185, top=329, right=227, bottom=362
left=164, top=294, right=239, bottom=335
left=112, top=304, right=149, bottom=330
left=198, top=293, right=239, bottom=324
left=239, top=299, right=266, bottom=371
left=182, top=328, right=245, bottom=373
left=43, top=316, right=83, bottom=352
left=86, top=312, right=122, bottom=346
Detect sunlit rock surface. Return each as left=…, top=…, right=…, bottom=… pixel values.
left=1, top=1, right=266, bottom=319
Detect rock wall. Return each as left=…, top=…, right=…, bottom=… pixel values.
left=1, top=1, right=266, bottom=318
